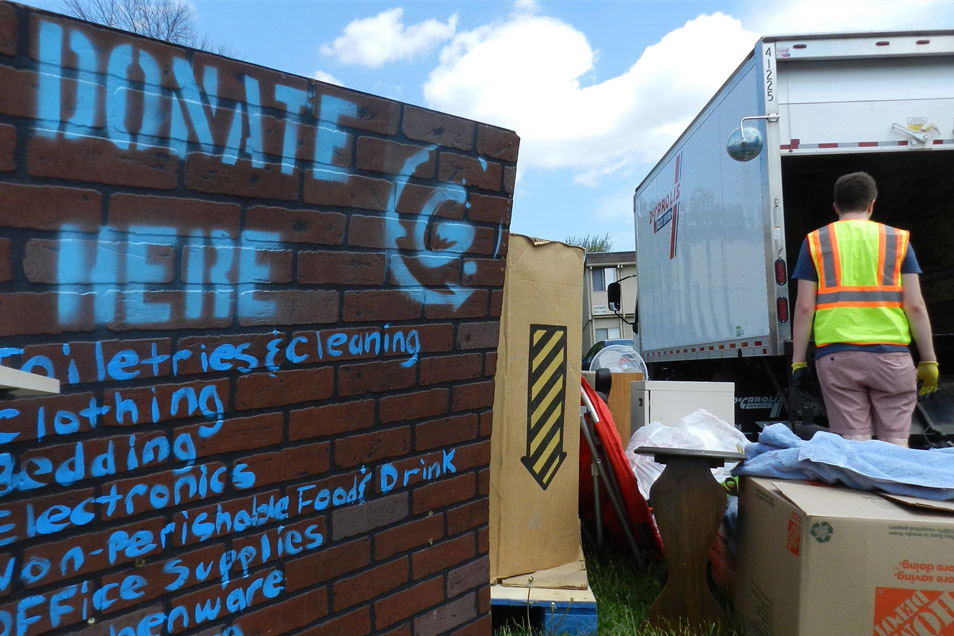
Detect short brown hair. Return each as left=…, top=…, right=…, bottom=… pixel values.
left=834, top=171, right=877, bottom=212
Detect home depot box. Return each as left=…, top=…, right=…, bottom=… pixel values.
left=490, top=235, right=584, bottom=580
left=736, top=477, right=954, bottom=636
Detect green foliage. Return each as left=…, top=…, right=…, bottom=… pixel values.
left=565, top=233, right=613, bottom=253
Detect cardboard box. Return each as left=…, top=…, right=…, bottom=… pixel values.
left=490, top=235, right=584, bottom=580
left=581, top=370, right=644, bottom=443
left=736, top=477, right=954, bottom=636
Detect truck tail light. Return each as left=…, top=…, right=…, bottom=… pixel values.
left=775, top=259, right=787, bottom=285
left=777, top=297, right=789, bottom=323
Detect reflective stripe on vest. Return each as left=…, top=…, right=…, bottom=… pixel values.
left=807, top=220, right=910, bottom=346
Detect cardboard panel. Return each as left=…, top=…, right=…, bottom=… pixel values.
left=490, top=235, right=584, bottom=580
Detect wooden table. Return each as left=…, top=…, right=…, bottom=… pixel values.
left=634, top=446, right=745, bottom=632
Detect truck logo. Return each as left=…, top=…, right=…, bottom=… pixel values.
left=736, top=395, right=784, bottom=419
left=648, top=154, right=681, bottom=259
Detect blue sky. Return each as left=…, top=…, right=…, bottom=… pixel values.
left=27, top=0, right=954, bottom=250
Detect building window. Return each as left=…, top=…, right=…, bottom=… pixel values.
left=592, top=267, right=617, bottom=292
left=595, top=327, right=621, bottom=341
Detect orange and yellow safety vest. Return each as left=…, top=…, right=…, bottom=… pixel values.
left=807, top=219, right=910, bottom=347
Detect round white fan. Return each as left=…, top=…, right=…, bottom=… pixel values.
left=589, top=344, right=649, bottom=377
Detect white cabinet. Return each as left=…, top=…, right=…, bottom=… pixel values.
left=630, top=381, right=734, bottom=431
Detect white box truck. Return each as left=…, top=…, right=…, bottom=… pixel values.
left=619, top=31, right=954, bottom=439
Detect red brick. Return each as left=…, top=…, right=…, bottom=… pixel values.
left=102, top=463, right=227, bottom=520
left=479, top=410, right=493, bottom=437
left=343, top=289, right=422, bottom=322
left=416, top=414, right=479, bottom=451
left=484, top=352, right=498, bottom=377
left=289, top=399, right=375, bottom=441
left=490, top=289, right=503, bottom=317
left=467, top=193, right=512, bottom=224
left=172, top=567, right=285, bottom=628
left=304, top=172, right=392, bottom=211
left=504, top=165, right=517, bottom=194
left=412, top=534, right=475, bottom=580
left=315, top=85, right=401, bottom=135
left=416, top=323, right=456, bottom=353
left=388, top=255, right=461, bottom=287
left=191, top=52, right=309, bottom=109
left=420, top=353, right=483, bottom=386
left=22, top=516, right=167, bottom=588
left=24, top=238, right=175, bottom=284
left=379, top=388, right=448, bottom=424
left=246, top=205, right=346, bottom=245
left=285, top=536, right=370, bottom=591
left=174, top=332, right=278, bottom=376
left=395, top=182, right=467, bottom=218
left=0, top=238, right=9, bottom=282
left=439, top=153, right=502, bottom=191
left=29, top=135, right=178, bottom=189
left=457, top=322, right=499, bottom=350
left=240, top=443, right=330, bottom=487
left=380, top=624, right=412, bottom=636
left=0, top=124, right=14, bottom=171
left=413, top=473, right=476, bottom=514
left=297, top=607, right=371, bottom=636
left=454, top=441, right=492, bottom=471
left=448, top=558, right=490, bottom=597
left=338, top=359, right=416, bottom=396
left=450, top=615, right=492, bottom=636
left=333, top=557, right=408, bottom=611
left=235, top=367, right=334, bottom=410
left=236, top=588, right=328, bottom=636
left=109, top=193, right=241, bottom=237
left=104, top=290, right=235, bottom=331
left=478, top=585, right=491, bottom=614
left=477, top=124, right=519, bottom=162
left=447, top=500, right=489, bottom=535
left=298, top=250, right=386, bottom=285
left=414, top=592, right=477, bottom=636
left=1, top=487, right=96, bottom=544
left=479, top=468, right=490, bottom=496
left=403, top=106, right=475, bottom=151
left=181, top=245, right=293, bottom=284
left=176, top=412, right=283, bottom=457
left=424, top=289, right=488, bottom=319
left=0, top=581, right=93, bottom=635
left=0, top=291, right=95, bottom=335
left=185, top=152, right=298, bottom=200
left=73, top=606, right=165, bottom=636
left=348, top=214, right=387, bottom=248
left=102, top=378, right=229, bottom=427
left=463, top=258, right=507, bottom=287
left=452, top=381, right=495, bottom=412
left=375, top=577, right=444, bottom=629
left=0, top=183, right=101, bottom=231
left=237, top=289, right=340, bottom=327
left=0, top=3, right=16, bottom=56
left=0, top=390, right=96, bottom=443
left=335, top=426, right=410, bottom=468
left=165, top=489, right=282, bottom=548
left=374, top=514, right=445, bottom=560
left=0, top=65, right=37, bottom=117
left=357, top=136, right=435, bottom=177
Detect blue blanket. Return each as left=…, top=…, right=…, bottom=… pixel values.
left=732, top=424, right=954, bottom=500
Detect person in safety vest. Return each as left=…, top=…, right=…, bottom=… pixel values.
left=791, top=171, right=938, bottom=446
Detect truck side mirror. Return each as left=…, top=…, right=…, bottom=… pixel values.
left=726, top=126, right=764, bottom=161
left=607, top=281, right=621, bottom=312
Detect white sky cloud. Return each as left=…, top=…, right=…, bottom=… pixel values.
left=422, top=0, right=954, bottom=186
left=312, top=70, right=343, bottom=86
left=321, top=7, right=458, bottom=67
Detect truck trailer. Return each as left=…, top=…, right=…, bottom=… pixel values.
left=621, top=30, right=954, bottom=440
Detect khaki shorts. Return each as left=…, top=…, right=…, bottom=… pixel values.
left=815, top=350, right=917, bottom=440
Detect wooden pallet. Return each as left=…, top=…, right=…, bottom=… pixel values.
left=491, top=583, right=598, bottom=635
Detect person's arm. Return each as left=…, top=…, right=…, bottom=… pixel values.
left=792, top=278, right=817, bottom=364
left=902, top=272, right=936, bottom=361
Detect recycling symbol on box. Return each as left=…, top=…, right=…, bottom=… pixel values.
left=810, top=521, right=834, bottom=543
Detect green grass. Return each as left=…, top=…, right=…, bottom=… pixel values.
left=493, top=529, right=743, bottom=636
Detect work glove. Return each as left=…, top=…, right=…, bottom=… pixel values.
left=791, top=361, right=820, bottom=402
left=917, top=361, right=939, bottom=399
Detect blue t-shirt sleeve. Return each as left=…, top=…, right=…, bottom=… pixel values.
left=901, top=243, right=921, bottom=274
left=791, top=239, right=817, bottom=282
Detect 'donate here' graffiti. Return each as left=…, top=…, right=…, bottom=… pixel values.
left=34, top=18, right=504, bottom=324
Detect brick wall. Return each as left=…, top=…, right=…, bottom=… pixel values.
left=0, top=3, right=517, bottom=635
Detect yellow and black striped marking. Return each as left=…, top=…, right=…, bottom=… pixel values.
left=521, top=324, right=568, bottom=490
